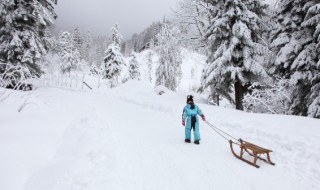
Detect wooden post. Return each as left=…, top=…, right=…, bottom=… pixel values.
left=98, top=74, right=101, bottom=89
left=82, top=74, right=85, bottom=89
left=75, top=73, right=78, bottom=88
left=69, top=75, right=72, bottom=88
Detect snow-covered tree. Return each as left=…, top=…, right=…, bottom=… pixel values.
left=174, top=0, right=209, bottom=52
left=125, top=21, right=163, bottom=52
left=0, top=0, right=57, bottom=89
left=124, top=41, right=133, bottom=57
left=270, top=0, right=320, bottom=117
left=58, top=31, right=80, bottom=74
left=90, top=64, right=100, bottom=76
left=307, top=73, right=320, bottom=118
left=155, top=24, right=182, bottom=91
left=128, top=52, right=140, bottom=80
left=95, top=37, right=106, bottom=65
left=200, top=0, right=270, bottom=110
left=303, top=2, right=320, bottom=118
left=102, top=46, right=124, bottom=87
left=72, top=27, right=83, bottom=53
left=147, top=51, right=154, bottom=83
left=82, top=31, right=94, bottom=64
left=101, top=24, right=125, bottom=88
left=110, top=24, right=122, bottom=48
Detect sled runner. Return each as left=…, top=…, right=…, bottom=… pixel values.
left=229, top=139, right=275, bottom=168
left=205, top=121, right=275, bottom=168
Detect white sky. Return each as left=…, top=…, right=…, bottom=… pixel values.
left=54, top=0, right=178, bottom=39
left=53, top=0, right=277, bottom=39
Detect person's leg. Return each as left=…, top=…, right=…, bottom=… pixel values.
left=185, top=119, right=191, bottom=142
left=194, top=121, right=201, bottom=142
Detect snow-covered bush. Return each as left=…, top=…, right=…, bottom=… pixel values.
left=0, top=63, right=34, bottom=90
left=89, top=65, right=100, bottom=76
left=243, top=80, right=292, bottom=115
left=155, top=85, right=169, bottom=95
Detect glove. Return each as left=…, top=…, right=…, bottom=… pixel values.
left=182, top=119, right=185, bottom=126
left=201, top=114, right=206, bottom=121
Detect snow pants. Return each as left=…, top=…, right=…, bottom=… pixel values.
left=185, top=115, right=201, bottom=141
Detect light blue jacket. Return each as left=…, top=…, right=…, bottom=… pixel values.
left=183, top=104, right=203, bottom=141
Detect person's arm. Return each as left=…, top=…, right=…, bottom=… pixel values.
left=197, top=106, right=205, bottom=121
left=182, top=107, right=187, bottom=126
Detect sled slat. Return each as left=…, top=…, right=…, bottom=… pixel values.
left=229, top=139, right=275, bottom=168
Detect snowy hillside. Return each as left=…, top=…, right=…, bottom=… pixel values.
left=1, top=81, right=320, bottom=190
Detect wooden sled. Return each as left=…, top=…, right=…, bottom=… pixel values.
left=229, top=139, right=275, bottom=168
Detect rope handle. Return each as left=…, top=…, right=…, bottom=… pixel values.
left=204, top=120, right=240, bottom=143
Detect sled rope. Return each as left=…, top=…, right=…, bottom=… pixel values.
left=205, top=120, right=240, bottom=144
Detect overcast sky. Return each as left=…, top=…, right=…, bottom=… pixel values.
left=53, top=0, right=277, bottom=39
left=53, top=0, right=178, bottom=39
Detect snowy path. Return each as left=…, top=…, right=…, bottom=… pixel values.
left=1, top=83, right=320, bottom=190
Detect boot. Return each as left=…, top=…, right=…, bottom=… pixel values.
left=185, top=139, right=191, bottom=143
left=194, top=140, right=200, bottom=145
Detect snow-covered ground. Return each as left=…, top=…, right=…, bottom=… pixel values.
left=1, top=81, right=320, bottom=190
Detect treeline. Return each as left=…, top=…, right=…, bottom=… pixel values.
left=0, top=0, right=319, bottom=118
left=175, top=0, right=320, bottom=118
left=122, top=21, right=164, bottom=55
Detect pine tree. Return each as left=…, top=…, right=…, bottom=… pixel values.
left=95, top=37, right=105, bottom=65
left=155, top=24, right=182, bottom=91
left=58, top=31, right=80, bottom=74
left=124, top=41, right=133, bottom=57
left=72, top=27, right=83, bottom=53
left=147, top=51, right=154, bottom=83
left=303, top=2, right=320, bottom=118
left=83, top=31, right=94, bottom=64
left=101, top=24, right=125, bottom=88
left=0, top=0, right=57, bottom=89
left=125, top=21, right=163, bottom=52
left=200, top=0, right=270, bottom=110
left=110, top=24, right=122, bottom=48
left=270, top=0, right=320, bottom=116
left=128, top=52, right=140, bottom=80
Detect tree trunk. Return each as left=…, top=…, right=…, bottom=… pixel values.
left=235, top=81, right=244, bottom=110
left=216, top=94, right=220, bottom=106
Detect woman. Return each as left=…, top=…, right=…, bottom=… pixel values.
left=182, top=95, right=205, bottom=144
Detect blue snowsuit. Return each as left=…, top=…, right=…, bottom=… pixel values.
left=183, top=104, right=203, bottom=141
